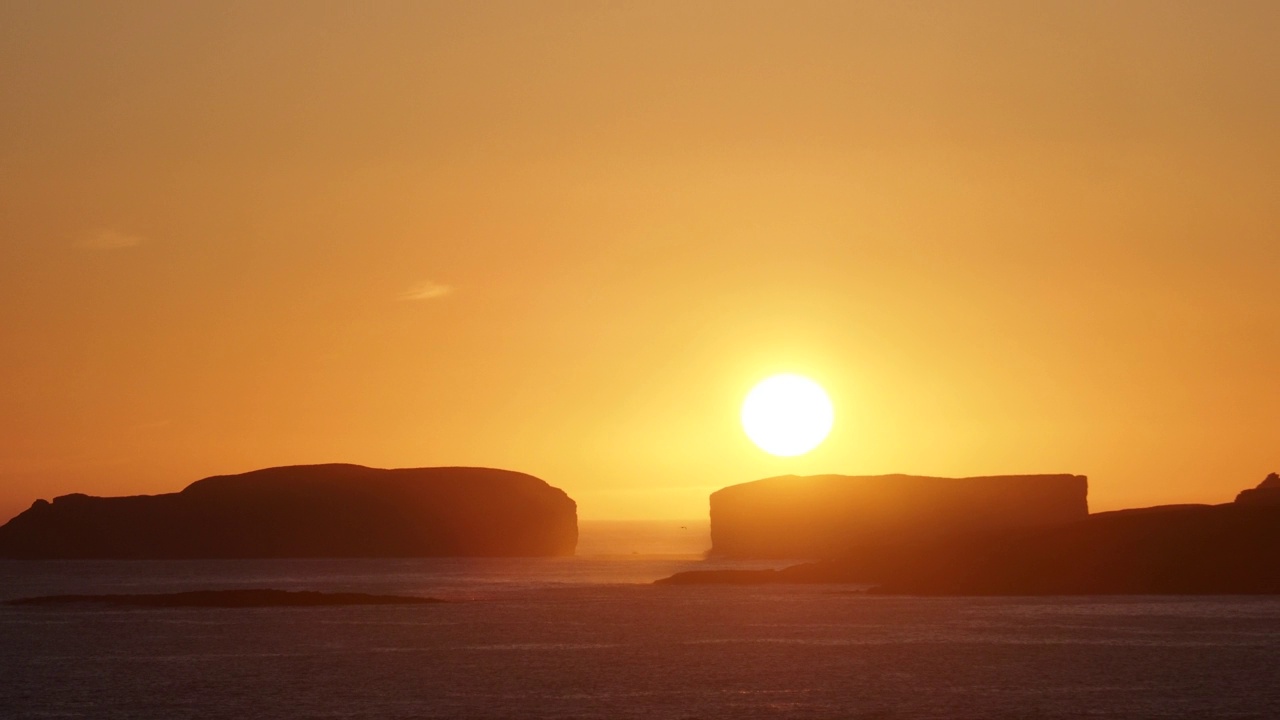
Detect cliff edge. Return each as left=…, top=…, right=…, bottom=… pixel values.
left=0, top=464, right=578, bottom=559
left=710, top=473, right=1088, bottom=559
left=661, top=473, right=1280, bottom=594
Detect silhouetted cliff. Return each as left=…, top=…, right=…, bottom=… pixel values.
left=1236, top=472, right=1280, bottom=505
left=710, top=473, right=1088, bottom=559
left=661, top=474, right=1280, bottom=594
left=0, top=464, right=577, bottom=559
left=860, top=495, right=1280, bottom=594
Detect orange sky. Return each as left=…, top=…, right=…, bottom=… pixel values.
left=2, top=1, right=1278, bottom=522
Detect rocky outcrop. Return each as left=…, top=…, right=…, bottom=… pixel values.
left=0, top=464, right=577, bottom=559
left=1235, top=472, right=1280, bottom=505
left=661, top=474, right=1280, bottom=594
left=709, top=473, right=1088, bottom=559
left=863, top=495, right=1280, bottom=594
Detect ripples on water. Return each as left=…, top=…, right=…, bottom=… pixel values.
left=2, top=534, right=1279, bottom=718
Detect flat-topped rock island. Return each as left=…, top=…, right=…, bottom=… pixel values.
left=0, top=464, right=578, bottom=559
left=709, top=473, right=1088, bottom=559
left=661, top=473, right=1280, bottom=594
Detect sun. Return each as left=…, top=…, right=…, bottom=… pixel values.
left=741, top=374, right=834, bottom=457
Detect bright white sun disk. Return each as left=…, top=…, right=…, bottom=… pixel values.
left=741, top=374, right=834, bottom=457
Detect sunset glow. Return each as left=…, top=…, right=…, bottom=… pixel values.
left=0, top=3, right=1277, bottom=522
left=3, top=5, right=1279, bottom=717
left=741, top=374, right=834, bottom=457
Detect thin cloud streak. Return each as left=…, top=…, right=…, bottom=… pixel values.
left=400, top=281, right=453, bottom=301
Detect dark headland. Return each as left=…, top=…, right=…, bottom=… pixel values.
left=658, top=473, right=1280, bottom=594
left=0, top=464, right=578, bottom=559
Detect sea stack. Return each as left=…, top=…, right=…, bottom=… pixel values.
left=709, top=473, right=1088, bottom=559
left=0, top=464, right=578, bottom=559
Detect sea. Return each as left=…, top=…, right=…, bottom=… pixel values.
left=2, top=521, right=1279, bottom=719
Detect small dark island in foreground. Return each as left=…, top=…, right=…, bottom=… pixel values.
left=660, top=473, right=1280, bottom=594
left=0, top=464, right=578, bottom=559
left=5, top=589, right=444, bottom=608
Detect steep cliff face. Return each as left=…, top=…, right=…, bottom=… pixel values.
left=663, top=474, right=1280, bottom=594
left=709, top=473, right=1088, bottom=559
left=661, top=497, right=1280, bottom=593
left=0, top=464, right=578, bottom=559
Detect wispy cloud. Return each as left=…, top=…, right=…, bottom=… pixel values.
left=400, top=281, right=454, bottom=301
left=77, top=229, right=143, bottom=250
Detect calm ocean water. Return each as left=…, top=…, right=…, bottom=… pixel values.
left=2, top=523, right=1279, bottom=719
